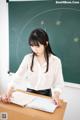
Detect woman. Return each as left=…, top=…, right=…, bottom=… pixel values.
left=2, top=28, right=64, bottom=105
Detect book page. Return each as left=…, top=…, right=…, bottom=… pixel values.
left=26, top=97, right=58, bottom=113
left=10, top=91, right=36, bottom=106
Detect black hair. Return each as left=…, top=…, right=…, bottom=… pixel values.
left=28, top=28, right=55, bottom=72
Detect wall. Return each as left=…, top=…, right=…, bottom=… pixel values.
left=0, top=0, right=9, bottom=93
left=61, top=86, right=80, bottom=120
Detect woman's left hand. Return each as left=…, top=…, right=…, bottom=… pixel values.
left=52, top=92, right=62, bottom=107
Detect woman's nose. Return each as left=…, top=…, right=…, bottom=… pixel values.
left=33, top=47, right=38, bottom=52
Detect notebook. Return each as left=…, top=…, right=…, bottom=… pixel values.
left=10, top=91, right=58, bottom=113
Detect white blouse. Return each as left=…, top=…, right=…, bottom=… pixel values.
left=10, top=53, right=64, bottom=96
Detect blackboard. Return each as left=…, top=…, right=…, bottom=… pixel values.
left=9, top=1, right=80, bottom=84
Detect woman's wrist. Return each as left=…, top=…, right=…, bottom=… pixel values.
left=52, top=91, right=60, bottom=98
left=54, top=91, right=60, bottom=98
left=7, top=86, right=14, bottom=96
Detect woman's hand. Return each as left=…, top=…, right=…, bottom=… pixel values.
left=52, top=91, right=62, bottom=107
left=1, top=87, right=14, bottom=103
left=1, top=94, right=11, bottom=103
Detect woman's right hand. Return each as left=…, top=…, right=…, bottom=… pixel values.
left=1, top=94, right=11, bottom=103
left=1, top=87, right=14, bottom=103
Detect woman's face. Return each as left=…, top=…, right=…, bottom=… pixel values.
left=31, top=43, right=45, bottom=56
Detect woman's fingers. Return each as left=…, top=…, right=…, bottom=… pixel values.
left=1, top=94, right=11, bottom=103
left=52, top=96, right=62, bottom=107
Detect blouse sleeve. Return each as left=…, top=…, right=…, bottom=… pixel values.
left=8, top=55, right=29, bottom=89
left=51, top=58, right=64, bottom=96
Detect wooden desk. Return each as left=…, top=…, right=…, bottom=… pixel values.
left=0, top=93, right=67, bottom=120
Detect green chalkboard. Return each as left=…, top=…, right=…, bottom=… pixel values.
left=9, top=1, right=80, bottom=84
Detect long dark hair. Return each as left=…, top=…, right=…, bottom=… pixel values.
left=28, top=28, right=55, bottom=72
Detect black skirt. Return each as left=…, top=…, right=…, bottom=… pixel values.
left=27, top=88, right=52, bottom=97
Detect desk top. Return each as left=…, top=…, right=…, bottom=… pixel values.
left=0, top=92, right=67, bottom=120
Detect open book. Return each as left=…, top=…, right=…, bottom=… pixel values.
left=10, top=91, right=58, bottom=113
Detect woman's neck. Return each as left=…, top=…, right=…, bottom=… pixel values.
left=36, top=54, right=46, bottom=65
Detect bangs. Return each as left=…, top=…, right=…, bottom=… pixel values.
left=28, top=28, right=48, bottom=47
left=29, top=39, right=40, bottom=46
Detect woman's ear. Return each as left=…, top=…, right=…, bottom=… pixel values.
left=46, top=41, right=48, bottom=46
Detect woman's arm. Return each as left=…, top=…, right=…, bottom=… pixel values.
left=51, top=59, right=64, bottom=106
left=2, top=55, right=29, bottom=103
